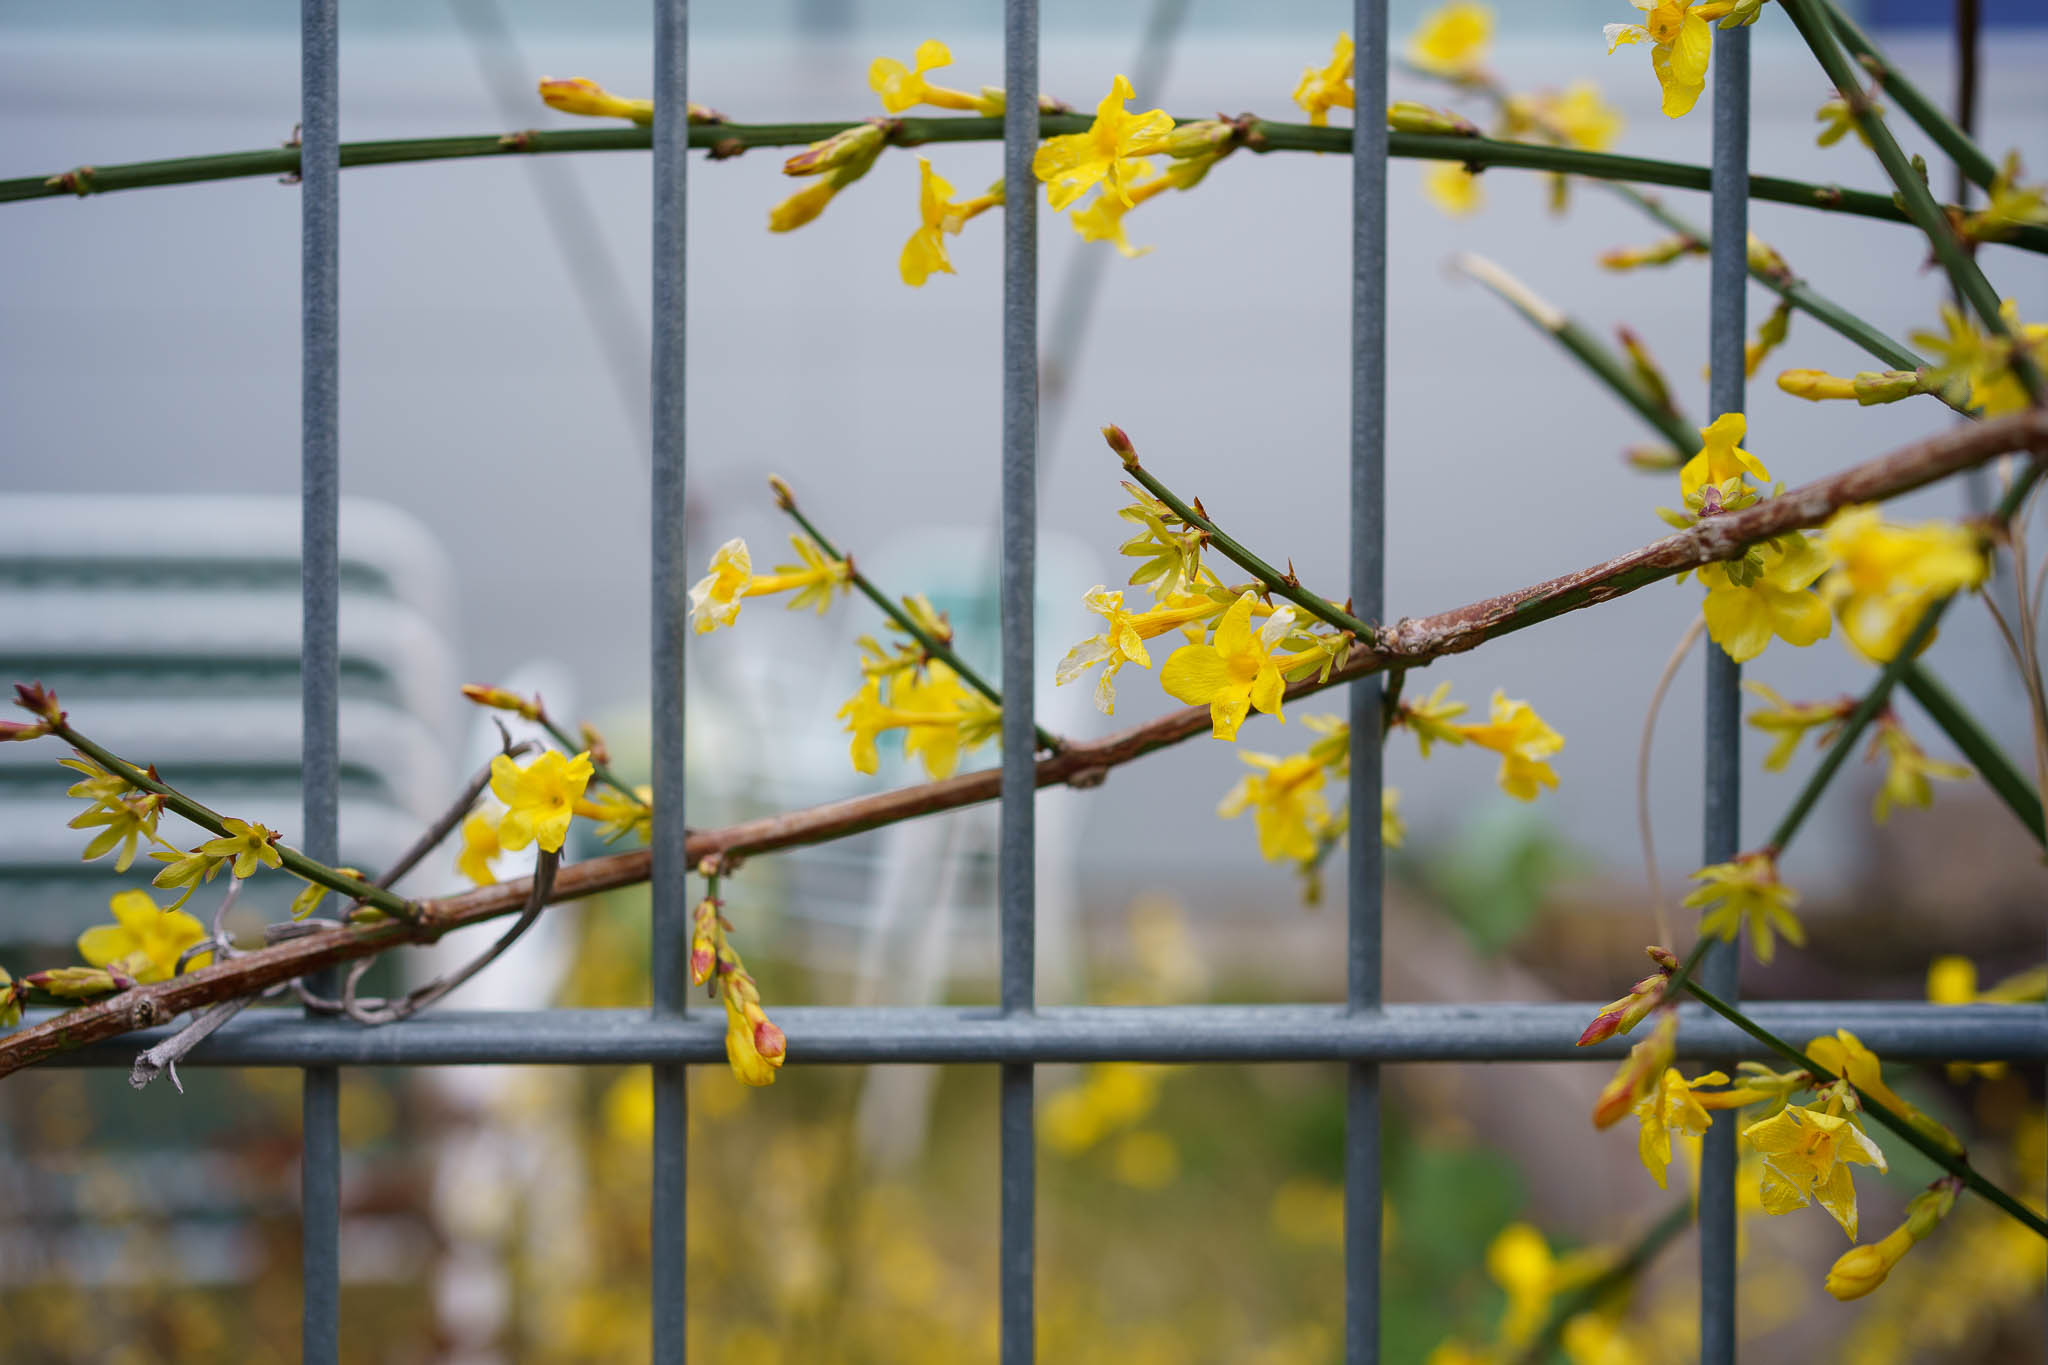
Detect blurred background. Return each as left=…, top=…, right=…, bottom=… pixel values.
left=1, top=0, right=2045, bottom=1360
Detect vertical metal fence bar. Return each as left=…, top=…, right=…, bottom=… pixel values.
left=298, top=0, right=342, bottom=1360
left=1345, top=3, right=1388, bottom=1362
left=650, top=1, right=691, bottom=1361
left=999, top=1, right=1039, bottom=1360
left=1699, top=25, right=1750, bottom=1365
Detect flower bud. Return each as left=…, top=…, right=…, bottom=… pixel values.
left=782, top=121, right=887, bottom=177
left=1850, top=370, right=1925, bottom=405
left=1159, top=120, right=1236, bottom=158
left=0, top=719, right=49, bottom=742
left=1593, top=1013, right=1677, bottom=1128
left=1745, top=231, right=1789, bottom=280
left=1777, top=369, right=1858, bottom=402
left=1385, top=102, right=1478, bottom=137
left=1100, top=425, right=1139, bottom=468
left=769, top=181, right=838, bottom=233
left=12, top=682, right=63, bottom=724
left=579, top=723, right=611, bottom=768
left=24, top=965, right=125, bottom=999
left=461, top=683, right=543, bottom=722
left=1624, top=446, right=1685, bottom=473
left=0, top=967, right=18, bottom=1028
left=1598, top=236, right=1701, bottom=271
left=538, top=77, right=654, bottom=125
left=767, top=474, right=797, bottom=511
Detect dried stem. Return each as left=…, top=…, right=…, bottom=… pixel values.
left=1639, top=614, right=1706, bottom=948
left=4, top=409, right=2043, bottom=1077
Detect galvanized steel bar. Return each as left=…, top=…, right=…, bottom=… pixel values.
left=299, top=0, right=342, bottom=1359
left=649, top=0, right=691, bottom=1360
left=999, top=2, right=1039, bottom=1361
left=1700, top=26, right=1750, bottom=1365
left=1347, top=3, right=1388, bottom=1362
left=48, top=1003, right=2043, bottom=1068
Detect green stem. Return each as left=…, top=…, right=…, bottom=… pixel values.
left=1781, top=0, right=2046, bottom=400
left=535, top=715, right=647, bottom=806
left=52, top=722, right=415, bottom=920
left=1899, top=662, right=2046, bottom=844
left=6, top=115, right=2045, bottom=256
left=1455, top=253, right=1698, bottom=454
left=1820, top=0, right=2002, bottom=193
left=1116, top=455, right=1377, bottom=642
left=775, top=495, right=1063, bottom=754
left=1681, top=976, right=2048, bottom=1240
left=1515, top=1199, right=1695, bottom=1365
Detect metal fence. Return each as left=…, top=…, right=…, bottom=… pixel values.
left=34, top=3, right=2048, bottom=1363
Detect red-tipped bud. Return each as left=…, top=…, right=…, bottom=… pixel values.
left=0, top=720, right=50, bottom=742
left=1100, top=425, right=1139, bottom=467
left=768, top=474, right=796, bottom=511
left=460, top=683, right=542, bottom=722
left=13, top=681, right=63, bottom=723
left=1647, top=946, right=1679, bottom=972
left=753, top=1017, right=787, bottom=1062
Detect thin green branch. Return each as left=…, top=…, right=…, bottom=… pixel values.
left=1452, top=252, right=1697, bottom=454
left=1109, top=432, right=1377, bottom=642
left=51, top=720, right=415, bottom=920
left=1781, top=0, right=2046, bottom=400
left=773, top=485, right=1063, bottom=754
left=1515, top=1199, right=1695, bottom=1365
left=1680, top=976, right=2048, bottom=1240
left=1820, top=0, right=2001, bottom=193
left=6, top=115, right=2046, bottom=255
left=1899, top=661, right=2046, bottom=843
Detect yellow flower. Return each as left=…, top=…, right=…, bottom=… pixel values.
left=1606, top=1, right=1715, bottom=119
left=1033, top=74, right=1173, bottom=212
left=199, top=818, right=284, bottom=880
left=1292, top=33, right=1355, bottom=126
left=1408, top=3, right=1493, bottom=78
left=1818, top=505, right=1989, bottom=663
left=0, top=966, right=19, bottom=1029
left=837, top=662, right=997, bottom=780
left=1538, top=81, right=1626, bottom=150
left=1456, top=690, right=1563, bottom=800
left=1697, top=533, right=1832, bottom=663
left=1634, top=1067, right=1724, bottom=1189
left=688, top=535, right=851, bottom=632
left=69, top=791, right=163, bottom=873
left=1422, top=162, right=1483, bottom=216
left=1963, top=151, right=2048, bottom=243
left=868, top=39, right=996, bottom=115
left=576, top=786, right=655, bottom=845
left=1069, top=162, right=1183, bottom=258
left=1116, top=482, right=1209, bottom=599
left=1397, top=680, right=1469, bottom=756
left=1910, top=301, right=2047, bottom=417
left=1219, top=751, right=1331, bottom=863
left=1743, top=1101, right=1887, bottom=1239
left=1486, top=1222, right=1613, bottom=1349
left=489, top=749, right=595, bottom=854
left=1742, top=681, right=1846, bottom=770
left=537, top=77, right=654, bottom=124
left=1382, top=787, right=1406, bottom=849
left=1825, top=1183, right=1956, bottom=1301
left=1808, top=1028, right=1962, bottom=1156
left=1684, top=850, right=1802, bottom=964
left=289, top=870, right=358, bottom=922
left=1055, top=587, right=1223, bottom=714
left=1678, top=412, right=1770, bottom=504
left=689, top=537, right=752, bottom=633
left=1159, top=592, right=1296, bottom=741
left=900, top=158, right=1003, bottom=287
left=457, top=811, right=503, bottom=885
left=1871, top=719, right=1972, bottom=823
left=77, top=889, right=210, bottom=984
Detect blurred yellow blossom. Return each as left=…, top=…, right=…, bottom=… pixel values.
left=1218, top=751, right=1331, bottom=863
left=868, top=39, right=998, bottom=115
left=1744, top=1101, right=1886, bottom=1239
left=1685, top=850, right=1801, bottom=964
left=1487, top=1221, right=1614, bottom=1348
left=901, top=158, right=1003, bottom=287
left=1293, top=34, right=1355, bottom=126
left=1818, top=505, right=1989, bottom=662
left=1034, top=74, right=1173, bottom=211
left=1456, top=690, right=1563, bottom=800
left=1871, top=719, right=1972, bottom=823
left=1698, top=533, right=1831, bottom=663
left=1397, top=680, right=1469, bottom=756
left=1408, top=3, right=1493, bottom=78
left=1382, top=787, right=1406, bottom=849
left=576, top=786, right=655, bottom=845
left=1743, top=681, right=1847, bottom=770
left=77, top=890, right=209, bottom=984
left=838, top=661, right=999, bottom=779
left=489, top=748, right=594, bottom=854
left=1963, top=151, right=2048, bottom=242
left=457, top=810, right=503, bottom=885
left=1422, top=162, right=1483, bottom=216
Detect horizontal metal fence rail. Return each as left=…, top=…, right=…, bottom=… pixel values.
left=24, top=0, right=2041, bottom=1361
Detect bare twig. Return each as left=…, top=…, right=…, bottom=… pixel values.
left=5, top=409, right=2044, bottom=1077
left=341, top=852, right=559, bottom=1024
left=1638, top=614, right=1705, bottom=948
left=129, top=997, right=254, bottom=1092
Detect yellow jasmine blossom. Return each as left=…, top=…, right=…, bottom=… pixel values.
left=1606, top=1, right=1716, bottom=119
left=869, top=39, right=998, bottom=115
left=1292, top=33, right=1355, bottom=126
left=1871, top=719, right=1972, bottom=823
left=1743, top=681, right=1847, bottom=770
left=1697, top=532, right=1832, bottom=663
left=1743, top=1101, right=1887, bottom=1239
left=1548, top=82, right=1626, bottom=150
left=1033, top=74, right=1174, bottom=212
left=837, top=662, right=997, bottom=780
left=289, top=870, right=359, bottom=922
left=1486, top=1222, right=1614, bottom=1349
left=1382, top=787, right=1406, bottom=849
left=769, top=124, right=886, bottom=232
left=0, top=967, right=18, bottom=1029
left=70, top=791, right=163, bottom=873
left=1159, top=593, right=1296, bottom=741
left=1594, top=1011, right=1678, bottom=1129
left=77, top=889, right=210, bottom=984
left=1422, top=162, right=1483, bottom=217
left=199, top=818, right=284, bottom=880
left=1678, top=412, right=1770, bottom=503
left=1117, top=482, right=1210, bottom=599
left=1456, top=690, right=1563, bottom=800
left=1910, top=301, right=2047, bottom=417
left=1397, top=680, right=1469, bottom=756
left=489, top=748, right=595, bottom=854
left=1684, top=850, right=1802, bottom=964
left=1423, top=1344, right=1489, bottom=1365
left=1817, top=505, right=1989, bottom=663
left=575, top=785, right=656, bottom=844
left=536, top=78, right=720, bottom=127
left=1056, top=587, right=1222, bottom=714
left=1069, top=161, right=1191, bottom=258
left=1408, top=3, right=1494, bottom=78
left=688, top=535, right=852, bottom=633
left=1926, top=955, right=2045, bottom=1081
left=1809, top=1028, right=1963, bottom=1156
left=1963, top=151, right=2048, bottom=242
left=1635, top=1066, right=1725, bottom=1189
left=1826, top=1181, right=1957, bottom=1301
left=690, top=538, right=753, bottom=633
left=900, top=158, right=1003, bottom=287
left=1219, top=751, right=1331, bottom=863
left=1815, top=94, right=1876, bottom=149
left=457, top=811, right=503, bottom=885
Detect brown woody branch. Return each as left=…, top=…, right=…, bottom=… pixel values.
left=3, top=408, right=2042, bottom=1079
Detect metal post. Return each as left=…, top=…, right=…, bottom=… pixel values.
left=649, top=1, right=690, bottom=1359
left=1346, top=3, right=1388, bottom=1362
left=999, top=1, right=1039, bottom=1360
left=298, top=0, right=341, bottom=1359
left=1699, top=25, right=1749, bottom=1365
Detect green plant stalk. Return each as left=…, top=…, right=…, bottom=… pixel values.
left=1781, top=0, right=2046, bottom=400
left=1515, top=1199, right=1695, bottom=1365
left=775, top=497, right=1063, bottom=754
left=1820, top=0, right=2001, bottom=193
left=7, top=115, right=2047, bottom=255
left=534, top=715, right=648, bottom=807
left=1116, top=457, right=1377, bottom=642
left=1900, top=661, right=2046, bottom=843
left=1681, top=976, right=2048, bottom=1239
left=51, top=721, right=415, bottom=920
